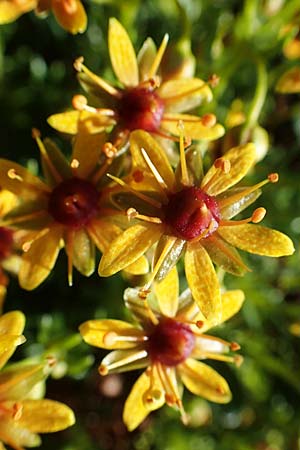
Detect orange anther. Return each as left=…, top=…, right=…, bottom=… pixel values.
left=268, top=173, right=279, bottom=183
left=201, top=113, right=216, bottom=128
left=72, top=94, right=87, bottom=111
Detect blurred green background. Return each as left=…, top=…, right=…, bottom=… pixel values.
left=1, top=0, right=300, bottom=449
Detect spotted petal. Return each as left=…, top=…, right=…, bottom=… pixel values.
left=201, top=144, right=256, bottom=196
left=185, top=242, right=221, bottom=324
left=161, top=114, right=225, bottom=141
left=158, top=78, right=212, bottom=112
left=123, top=370, right=165, bottom=431
left=19, top=226, right=62, bottom=290
left=219, top=224, right=295, bottom=257
left=130, top=130, right=175, bottom=191
left=80, top=319, right=144, bottom=350
left=180, top=358, right=232, bottom=403
left=17, top=399, right=75, bottom=432
left=108, top=18, right=139, bottom=87
left=154, top=266, right=179, bottom=318
left=98, top=223, right=163, bottom=277
left=51, top=0, right=87, bottom=34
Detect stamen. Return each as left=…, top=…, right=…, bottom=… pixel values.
left=7, top=168, right=50, bottom=194
left=138, top=289, right=159, bottom=326
left=201, top=158, right=231, bottom=192
left=72, top=94, right=116, bottom=116
left=32, top=128, right=63, bottom=184
left=148, top=34, right=169, bottom=79
left=102, top=142, right=118, bottom=159
left=208, top=74, right=220, bottom=88
left=162, top=81, right=212, bottom=102
left=73, top=57, right=122, bottom=98
left=140, top=148, right=169, bottom=193
left=208, top=234, right=251, bottom=273
left=106, top=173, right=162, bottom=209
left=219, top=207, right=266, bottom=226
left=65, top=229, right=74, bottom=287
left=152, top=128, right=179, bottom=142
left=126, top=207, right=162, bottom=224
left=201, top=113, right=217, bottom=128
left=177, top=121, right=190, bottom=187
left=143, top=236, right=177, bottom=290
left=12, top=402, right=23, bottom=420
left=156, top=363, right=187, bottom=421
left=234, top=355, right=244, bottom=367
left=103, top=331, right=148, bottom=346
left=98, top=349, right=148, bottom=375
left=22, top=228, right=50, bottom=252
left=218, top=173, right=279, bottom=209
left=230, top=342, right=241, bottom=351
left=2, top=210, right=48, bottom=228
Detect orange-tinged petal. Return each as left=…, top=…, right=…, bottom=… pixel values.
left=123, top=370, right=165, bottom=431
left=154, top=266, right=179, bottom=318
left=0, top=0, right=36, bottom=24
left=201, top=144, right=256, bottom=196
left=0, top=159, right=49, bottom=199
left=18, top=399, right=75, bottom=432
left=79, top=319, right=144, bottom=350
left=98, top=223, right=163, bottom=277
left=180, top=358, right=232, bottom=403
left=276, top=66, right=300, bottom=94
left=108, top=18, right=139, bottom=87
left=219, top=224, right=295, bottom=257
left=130, top=130, right=175, bottom=191
left=124, top=255, right=149, bottom=275
left=72, top=124, right=107, bottom=179
left=18, top=226, right=62, bottom=290
left=185, top=242, right=221, bottom=324
left=158, top=78, right=212, bottom=112
left=162, top=114, right=225, bottom=141
left=0, top=311, right=26, bottom=370
left=51, top=0, right=87, bottom=34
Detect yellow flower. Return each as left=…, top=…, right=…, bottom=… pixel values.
left=48, top=17, right=224, bottom=147
left=99, top=130, right=294, bottom=322
left=0, top=312, right=75, bottom=449
left=0, top=0, right=87, bottom=34
left=0, top=126, right=147, bottom=290
left=80, top=267, right=244, bottom=431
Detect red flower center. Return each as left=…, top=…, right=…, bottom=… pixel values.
left=148, top=318, right=195, bottom=367
left=118, top=86, right=164, bottom=132
left=0, top=227, right=14, bottom=261
left=163, top=186, right=220, bottom=240
left=48, top=177, right=100, bottom=228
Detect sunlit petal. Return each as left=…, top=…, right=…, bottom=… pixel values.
left=154, top=266, right=179, bottom=318
left=158, top=78, right=212, bottom=112
left=162, top=114, right=225, bottom=141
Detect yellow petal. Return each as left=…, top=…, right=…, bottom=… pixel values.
left=185, top=242, right=221, bottom=324
left=124, top=255, right=149, bottom=275
left=137, top=37, right=157, bottom=82
left=0, top=311, right=26, bottom=370
left=158, top=78, right=212, bottom=112
left=162, top=114, right=225, bottom=141
left=79, top=319, right=144, bottom=349
left=19, top=226, right=62, bottom=291
left=180, top=358, right=232, bottom=403
left=219, top=224, right=295, bottom=257
left=0, top=416, right=41, bottom=448
left=0, top=159, right=49, bottom=200
left=201, top=143, right=256, bottom=196
left=123, top=370, right=165, bottom=431
left=72, top=123, right=107, bottom=178
left=100, top=348, right=148, bottom=374
left=98, top=223, right=163, bottom=277
left=42, top=138, right=72, bottom=186
left=108, top=18, right=139, bottom=87
left=0, top=190, right=18, bottom=217
left=18, top=399, right=75, bottom=432
left=47, top=110, right=113, bottom=135
left=130, top=130, right=175, bottom=191
left=87, top=218, right=122, bottom=253
left=71, top=229, right=95, bottom=277
left=0, top=363, right=47, bottom=401
left=276, top=66, right=300, bottom=93
left=0, top=0, right=36, bottom=24
left=0, top=285, right=6, bottom=313
left=154, top=266, right=179, bottom=318
left=51, top=0, right=87, bottom=34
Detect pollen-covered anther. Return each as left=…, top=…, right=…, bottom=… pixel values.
left=201, top=113, right=217, bottom=128
left=71, top=158, right=80, bottom=169
left=99, top=364, right=109, bottom=376
left=251, top=207, right=266, bottom=223
left=126, top=207, right=138, bottom=220
left=268, top=173, right=279, bottom=183
left=12, top=402, right=23, bottom=420
left=73, top=56, right=84, bottom=72
left=102, top=142, right=118, bottom=159
left=234, top=355, right=244, bottom=367
left=165, top=393, right=178, bottom=406
left=196, top=320, right=204, bottom=329
left=72, top=94, right=88, bottom=111
left=230, top=342, right=241, bottom=351
left=103, top=331, right=118, bottom=346
left=214, top=157, right=231, bottom=174
left=22, top=241, right=32, bottom=252
left=138, top=288, right=151, bottom=300
left=7, top=169, right=23, bottom=182
left=208, top=73, right=220, bottom=87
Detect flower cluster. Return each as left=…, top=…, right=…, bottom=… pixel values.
left=0, top=16, right=295, bottom=436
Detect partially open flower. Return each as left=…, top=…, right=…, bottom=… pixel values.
left=0, top=311, right=75, bottom=449
left=0, top=125, right=147, bottom=290
left=99, top=130, right=294, bottom=322
left=48, top=17, right=224, bottom=148
left=0, top=0, right=87, bottom=34
left=80, top=267, right=244, bottom=431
